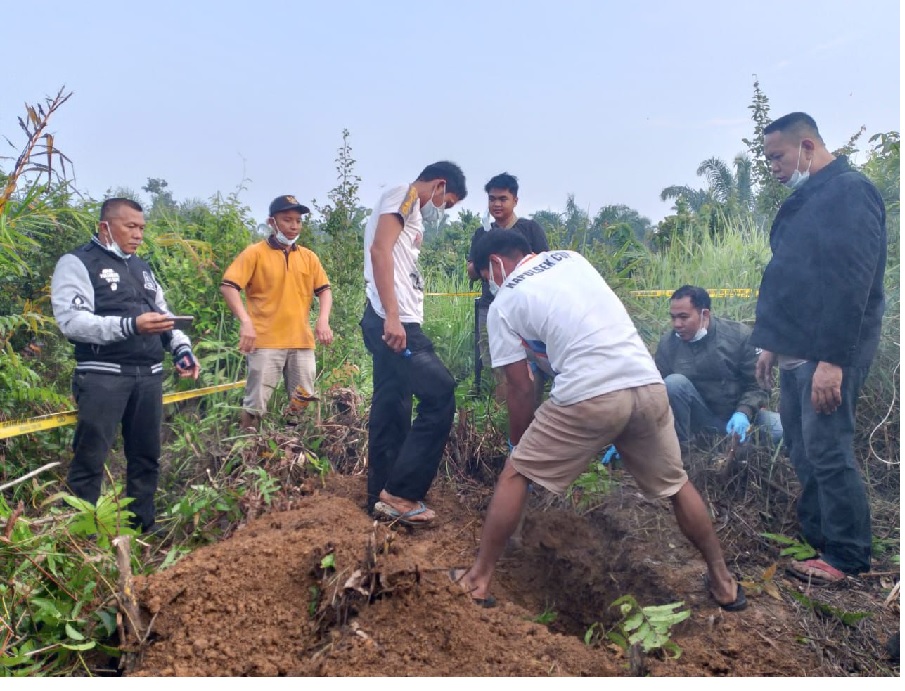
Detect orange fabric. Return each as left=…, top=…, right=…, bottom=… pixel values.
left=222, top=241, right=329, bottom=349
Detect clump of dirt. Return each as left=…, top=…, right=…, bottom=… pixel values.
left=127, top=463, right=900, bottom=677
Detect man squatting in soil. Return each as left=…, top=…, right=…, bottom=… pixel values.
left=451, top=230, right=746, bottom=611
left=654, top=284, right=782, bottom=448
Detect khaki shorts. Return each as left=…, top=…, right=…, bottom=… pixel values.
left=511, top=382, right=687, bottom=498
left=243, top=348, right=316, bottom=414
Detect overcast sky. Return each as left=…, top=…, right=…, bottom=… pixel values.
left=1, top=0, right=900, bottom=227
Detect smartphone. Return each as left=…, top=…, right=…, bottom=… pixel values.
left=170, top=316, right=194, bottom=329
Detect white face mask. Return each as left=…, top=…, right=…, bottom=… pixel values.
left=270, top=218, right=298, bottom=246
left=481, top=210, right=492, bottom=232
left=420, top=184, right=446, bottom=225
left=784, top=143, right=813, bottom=190
left=274, top=230, right=298, bottom=246
left=487, top=257, right=507, bottom=297
left=100, top=222, right=130, bottom=259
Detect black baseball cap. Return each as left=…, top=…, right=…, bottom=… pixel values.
left=269, top=195, right=311, bottom=216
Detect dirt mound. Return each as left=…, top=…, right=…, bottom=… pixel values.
left=127, top=470, right=899, bottom=677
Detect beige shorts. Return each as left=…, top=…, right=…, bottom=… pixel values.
left=511, top=382, right=687, bottom=498
left=243, top=348, right=316, bottom=414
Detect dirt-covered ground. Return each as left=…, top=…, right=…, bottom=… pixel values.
left=123, top=439, right=900, bottom=677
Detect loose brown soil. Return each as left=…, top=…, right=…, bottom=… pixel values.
left=126, top=449, right=900, bottom=677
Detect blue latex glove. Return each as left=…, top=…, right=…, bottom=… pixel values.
left=726, top=412, right=751, bottom=444
left=601, top=445, right=620, bottom=465
left=507, top=439, right=516, bottom=454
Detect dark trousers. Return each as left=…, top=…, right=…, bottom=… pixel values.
left=780, top=362, right=872, bottom=574
left=68, top=371, right=163, bottom=532
left=360, top=302, right=455, bottom=511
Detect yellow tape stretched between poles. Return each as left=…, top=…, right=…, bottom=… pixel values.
left=629, top=288, right=758, bottom=298
left=0, top=380, right=247, bottom=441
left=423, top=289, right=757, bottom=298
left=424, top=291, right=481, bottom=297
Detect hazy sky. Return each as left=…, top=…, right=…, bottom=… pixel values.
left=1, top=0, right=900, bottom=226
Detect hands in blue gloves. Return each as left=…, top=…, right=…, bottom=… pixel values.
left=601, top=444, right=620, bottom=465
left=507, top=439, right=516, bottom=454
left=726, top=411, right=751, bottom=444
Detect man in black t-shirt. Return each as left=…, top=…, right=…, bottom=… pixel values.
left=466, top=172, right=549, bottom=402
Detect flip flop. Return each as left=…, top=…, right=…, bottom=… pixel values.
left=786, top=558, right=846, bottom=585
left=448, top=568, right=497, bottom=608
left=373, top=500, right=434, bottom=528
left=704, top=574, right=748, bottom=612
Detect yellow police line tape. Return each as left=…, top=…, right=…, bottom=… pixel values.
left=629, top=288, right=758, bottom=298
left=0, top=380, right=246, bottom=441
left=426, top=289, right=758, bottom=298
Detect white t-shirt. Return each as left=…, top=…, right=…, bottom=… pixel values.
left=488, top=250, right=663, bottom=406
left=363, top=184, right=425, bottom=323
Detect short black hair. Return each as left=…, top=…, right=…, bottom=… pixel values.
left=100, top=197, right=143, bottom=221
left=472, top=229, right=531, bottom=273
left=764, top=112, right=824, bottom=145
left=484, top=172, right=519, bottom=196
left=416, top=161, right=467, bottom=201
left=670, top=285, right=711, bottom=311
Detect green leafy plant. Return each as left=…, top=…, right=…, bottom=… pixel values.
left=167, top=483, right=241, bottom=538
left=244, top=467, right=281, bottom=507
left=308, top=586, right=321, bottom=618
left=0, top=488, right=131, bottom=676
left=761, top=533, right=818, bottom=561
left=532, top=606, right=558, bottom=625
left=305, top=452, right=332, bottom=486
left=568, top=462, right=614, bottom=513
left=606, top=595, right=690, bottom=659
left=789, top=592, right=873, bottom=627
left=871, top=535, right=899, bottom=562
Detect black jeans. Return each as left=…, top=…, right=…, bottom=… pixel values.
left=780, top=362, right=872, bottom=574
left=360, top=302, right=455, bottom=512
left=68, top=371, right=163, bottom=532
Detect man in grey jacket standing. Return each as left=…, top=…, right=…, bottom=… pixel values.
left=51, top=198, right=200, bottom=534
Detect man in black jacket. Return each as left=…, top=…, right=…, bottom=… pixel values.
left=51, top=198, right=200, bottom=534
left=753, top=112, right=886, bottom=584
left=655, top=285, right=781, bottom=447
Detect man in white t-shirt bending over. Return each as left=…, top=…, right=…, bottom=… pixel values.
left=360, top=161, right=467, bottom=526
left=451, top=229, right=746, bottom=612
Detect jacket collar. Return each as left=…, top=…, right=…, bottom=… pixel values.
left=788, top=155, right=851, bottom=199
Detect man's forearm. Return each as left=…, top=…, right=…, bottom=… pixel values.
left=371, top=248, right=399, bottom=319
left=220, top=284, right=251, bottom=323
left=506, top=370, right=535, bottom=445
left=317, top=289, right=333, bottom=321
